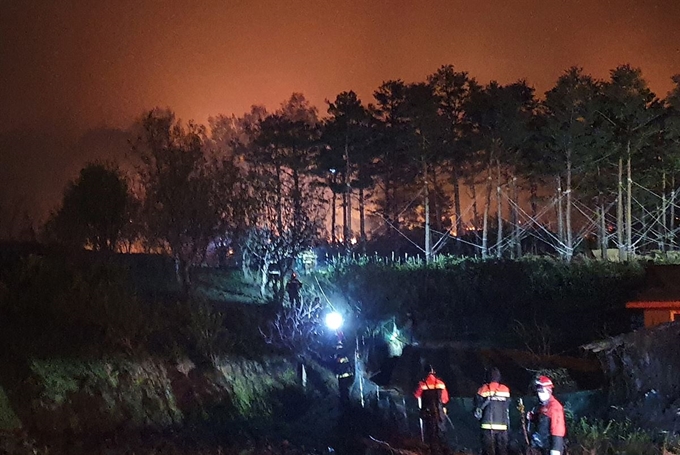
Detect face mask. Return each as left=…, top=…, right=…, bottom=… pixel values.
left=537, top=391, right=551, bottom=403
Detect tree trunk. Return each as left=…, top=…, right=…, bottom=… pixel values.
left=182, top=260, right=191, bottom=294
left=173, top=251, right=192, bottom=295
left=600, top=202, right=607, bottom=261
left=661, top=170, right=667, bottom=253
left=359, top=187, right=366, bottom=245
left=174, top=255, right=183, bottom=286
left=276, top=165, right=283, bottom=233
left=331, top=189, right=337, bottom=243
left=671, top=175, right=676, bottom=250
left=512, top=177, right=521, bottom=258
left=430, top=166, right=442, bottom=232
left=383, top=176, right=393, bottom=232
left=470, top=181, right=479, bottom=230
left=345, top=138, right=352, bottom=246
left=507, top=177, right=515, bottom=259
left=342, top=191, right=347, bottom=243
left=626, top=143, right=633, bottom=258
left=556, top=175, right=564, bottom=260
left=260, top=255, right=271, bottom=298
left=482, top=167, right=492, bottom=259
left=617, top=157, right=625, bottom=262
left=241, top=250, right=252, bottom=282
left=424, top=163, right=431, bottom=263
left=530, top=180, right=538, bottom=219
left=566, top=154, right=573, bottom=262
left=452, top=167, right=463, bottom=236
left=292, top=167, right=303, bottom=249
left=496, top=160, right=503, bottom=259
left=641, top=207, right=648, bottom=252
left=657, top=204, right=664, bottom=251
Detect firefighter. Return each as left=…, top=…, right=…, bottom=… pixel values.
left=414, top=364, right=449, bottom=449
left=474, top=367, right=510, bottom=455
left=334, top=341, right=354, bottom=406
left=527, top=376, right=566, bottom=455
left=286, top=272, right=302, bottom=306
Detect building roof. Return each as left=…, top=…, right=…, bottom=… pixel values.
left=626, top=301, right=680, bottom=309
left=628, top=264, right=680, bottom=303
left=582, top=318, right=680, bottom=353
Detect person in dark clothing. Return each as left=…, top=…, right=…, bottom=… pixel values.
left=414, top=365, right=449, bottom=450
left=404, top=311, right=418, bottom=344
left=527, top=376, right=566, bottom=455
left=286, top=272, right=302, bottom=305
left=334, top=341, right=354, bottom=406
left=474, top=367, right=510, bottom=455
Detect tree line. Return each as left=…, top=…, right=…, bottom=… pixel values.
left=43, top=64, right=680, bottom=288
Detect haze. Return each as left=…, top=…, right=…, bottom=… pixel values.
left=1, top=0, right=679, bottom=223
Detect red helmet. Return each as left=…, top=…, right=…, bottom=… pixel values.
left=535, top=375, right=554, bottom=389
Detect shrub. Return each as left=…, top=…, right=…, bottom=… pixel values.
left=260, top=296, right=324, bottom=357
left=321, top=255, right=644, bottom=350
left=0, top=255, right=150, bottom=356
left=185, top=298, right=228, bottom=361
left=0, top=254, right=264, bottom=361
left=568, top=417, right=662, bottom=455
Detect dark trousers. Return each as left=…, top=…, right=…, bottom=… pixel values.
left=423, top=416, right=444, bottom=452
left=338, top=375, right=353, bottom=406
left=481, top=429, right=508, bottom=455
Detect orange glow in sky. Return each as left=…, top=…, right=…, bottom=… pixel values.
left=0, top=0, right=679, bottom=221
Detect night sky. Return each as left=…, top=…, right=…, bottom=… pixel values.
left=1, top=0, right=679, bottom=223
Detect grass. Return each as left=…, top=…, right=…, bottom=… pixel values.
left=567, top=417, right=679, bottom=455
left=192, top=268, right=269, bottom=305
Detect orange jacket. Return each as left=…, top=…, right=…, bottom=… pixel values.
left=540, top=396, right=565, bottom=437
left=530, top=395, right=566, bottom=453
left=414, top=373, right=449, bottom=404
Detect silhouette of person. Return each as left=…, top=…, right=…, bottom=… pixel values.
left=286, top=272, right=302, bottom=305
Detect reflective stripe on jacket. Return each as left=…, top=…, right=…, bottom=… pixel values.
left=335, top=354, right=353, bottom=379
left=474, top=382, right=510, bottom=431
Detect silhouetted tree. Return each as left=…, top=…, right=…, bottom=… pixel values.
left=541, top=67, right=602, bottom=260
left=371, top=80, right=419, bottom=236
left=465, top=81, right=536, bottom=258
left=45, top=162, right=131, bottom=251
left=599, top=65, right=663, bottom=260
left=428, top=65, right=480, bottom=235
left=134, top=109, right=241, bottom=290
left=324, top=91, right=374, bottom=246
left=663, top=75, right=680, bottom=249
left=239, top=94, right=326, bottom=300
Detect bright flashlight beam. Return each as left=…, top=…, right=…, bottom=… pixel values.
left=325, top=312, right=343, bottom=331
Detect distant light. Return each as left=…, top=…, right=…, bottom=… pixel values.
left=350, top=237, right=357, bottom=245
left=325, top=312, right=343, bottom=331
